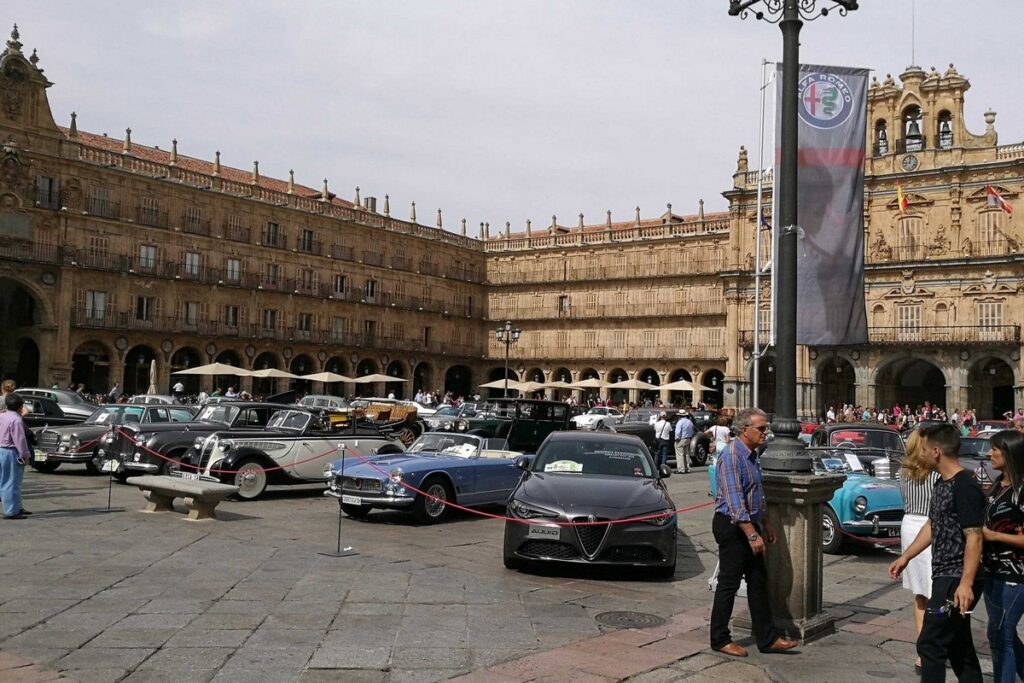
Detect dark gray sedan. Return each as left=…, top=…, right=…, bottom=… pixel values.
left=502, top=431, right=677, bottom=578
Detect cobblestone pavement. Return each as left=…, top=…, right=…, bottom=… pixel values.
left=0, top=465, right=992, bottom=682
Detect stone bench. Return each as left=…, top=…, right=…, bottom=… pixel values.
left=127, top=475, right=240, bottom=521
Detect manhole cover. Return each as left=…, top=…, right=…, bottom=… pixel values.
left=595, top=611, right=667, bottom=629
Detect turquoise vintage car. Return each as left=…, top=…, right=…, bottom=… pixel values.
left=708, top=449, right=904, bottom=554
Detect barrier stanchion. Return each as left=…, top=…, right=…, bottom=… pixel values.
left=94, top=457, right=124, bottom=514
left=320, top=444, right=358, bottom=558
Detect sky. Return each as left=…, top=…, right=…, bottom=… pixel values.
left=12, top=1, right=1024, bottom=233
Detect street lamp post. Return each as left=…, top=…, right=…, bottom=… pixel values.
left=494, top=320, right=521, bottom=398
left=727, top=0, right=857, bottom=643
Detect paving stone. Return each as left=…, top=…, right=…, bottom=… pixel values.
left=186, top=612, right=266, bottom=630
left=297, top=670, right=386, bottom=683
left=59, top=646, right=154, bottom=670
left=134, top=646, right=234, bottom=671
left=163, top=629, right=253, bottom=648
left=244, top=628, right=326, bottom=649
left=307, top=644, right=392, bottom=669
left=388, top=668, right=469, bottom=682
left=86, top=628, right=178, bottom=649
left=390, top=646, right=471, bottom=669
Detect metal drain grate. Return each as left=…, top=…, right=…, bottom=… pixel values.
left=595, top=610, right=667, bottom=629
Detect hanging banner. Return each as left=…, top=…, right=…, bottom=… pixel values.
left=775, top=63, right=869, bottom=346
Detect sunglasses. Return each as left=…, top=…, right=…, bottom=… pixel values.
left=748, top=425, right=769, bottom=433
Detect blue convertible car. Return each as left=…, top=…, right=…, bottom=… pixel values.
left=708, top=448, right=903, bottom=554
left=323, top=433, right=525, bottom=523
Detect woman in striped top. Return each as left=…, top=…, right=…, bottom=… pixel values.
left=898, top=429, right=940, bottom=674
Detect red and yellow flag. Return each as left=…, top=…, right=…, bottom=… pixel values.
left=897, top=182, right=908, bottom=215
left=987, top=185, right=1014, bottom=215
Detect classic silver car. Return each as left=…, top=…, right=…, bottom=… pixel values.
left=185, top=408, right=405, bottom=500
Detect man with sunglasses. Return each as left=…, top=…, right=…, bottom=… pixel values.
left=710, top=407, right=797, bottom=657
left=889, top=422, right=984, bottom=682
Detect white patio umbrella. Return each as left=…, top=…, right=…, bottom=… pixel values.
left=570, top=377, right=610, bottom=389
left=353, top=373, right=407, bottom=384
left=516, top=381, right=548, bottom=394
left=478, top=379, right=524, bottom=391
left=542, top=380, right=576, bottom=390
left=249, top=368, right=300, bottom=379
left=147, top=359, right=158, bottom=394
left=301, top=371, right=354, bottom=383
left=606, top=378, right=659, bottom=391
left=661, top=379, right=697, bottom=392
left=172, top=362, right=253, bottom=376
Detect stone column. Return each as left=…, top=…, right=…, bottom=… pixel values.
left=762, top=472, right=844, bottom=643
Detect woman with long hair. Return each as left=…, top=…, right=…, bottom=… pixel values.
left=983, top=429, right=1024, bottom=682
left=898, top=428, right=939, bottom=674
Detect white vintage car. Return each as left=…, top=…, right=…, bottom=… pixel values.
left=182, top=408, right=406, bottom=500
left=570, top=407, right=624, bottom=430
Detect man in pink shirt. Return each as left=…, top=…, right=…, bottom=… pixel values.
left=0, top=393, right=32, bottom=519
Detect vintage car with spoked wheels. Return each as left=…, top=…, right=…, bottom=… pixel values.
left=324, top=432, right=524, bottom=523
left=33, top=403, right=196, bottom=474
left=502, top=431, right=678, bottom=578
left=184, top=408, right=405, bottom=500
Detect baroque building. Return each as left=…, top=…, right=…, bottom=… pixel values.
left=0, top=27, right=1021, bottom=417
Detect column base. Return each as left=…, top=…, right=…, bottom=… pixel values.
left=733, top=607, right=835, bottom=645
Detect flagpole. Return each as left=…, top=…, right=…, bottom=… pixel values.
left=753, top=58, right=771, bottom=409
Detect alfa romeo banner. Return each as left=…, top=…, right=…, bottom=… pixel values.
left=776, top=64, right=869, bottom=346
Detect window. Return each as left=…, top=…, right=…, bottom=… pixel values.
left=333, top=274, right=346, bottom=296
left=224, top=305, right=239, bottom=327
left=226, top=258, right=241, bottom=283
left=183, top=206, right=205, bottom=233
left=262, top=309, right=278, bottom=331
left=466, top=295, right=473, bottom=317
left=263, top=263, right=280, bottom=286
left=364, top=319, right=377, bottom=340
left=182, top=301, right=199, bottom=326
left=184, top=251, right=201, bottom=277
left=86, top=290, right=107, bottom=319
left=757, top=307, right=772, bottom=346
left=365, top=279, right=378, bottom=301
left=557, top=295, right=570, bottom=313
left=140, top=196, right=160, bottom=226
left=423, top=327, right=431, bottom=346
left=332, top=317, right=349, bottom=342
left=138, top=244, right=157, bottom=271
left=299, top=229, right=315, bottom=252
left=642, top=330, right=656, bottom=347
left=612, top=330, right=626, bottom=349
left=896, top=303, right=921, bottom=341
left=89, top=186, right=116, bottom=217
left=300, top=268, right=316, bottom=291
left=977, top=301, right=1004, bottom=341
left=298, top=312, right=313, bottom=336
left=584, top=331, right=597, bottom=348
left=897, top=217, right=923, bottom=259
left=264, top=221, right=281, bottom=247
left=135, top=296, right=155, bottom=321
left=36, top=175, right=59, bottom=209
left=937, top=111, right=953, bottom=149
left=979, top=211, right=1004, bottom=251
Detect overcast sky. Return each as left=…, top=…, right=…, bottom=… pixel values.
left=14, top=1, right=1023, bottom=232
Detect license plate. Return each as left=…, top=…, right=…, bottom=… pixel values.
left=341, top=495, right=362, bottom=506
left=33, top=450, right=46, bottom=462
left=179, top=472, right=201, bottom=481
left=526, top=525, right=561, bottom=540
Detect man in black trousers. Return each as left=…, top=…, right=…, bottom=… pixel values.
left=890, top=422, right=984, bottom=682
left=710, top=407, right=798, bottom=657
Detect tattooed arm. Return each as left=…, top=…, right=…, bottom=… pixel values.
left=955, top=527, right=983, bottom=613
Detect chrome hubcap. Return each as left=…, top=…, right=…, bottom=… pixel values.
left=822, top=515, right=834, bottom=546
left=424, top=484, right=447, bottom=517
left=236, top=466, right=265, bottom=496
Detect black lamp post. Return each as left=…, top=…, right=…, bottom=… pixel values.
left=728, top=0, right=858, bottom=471
left=494, top=320, right=521, bottom=398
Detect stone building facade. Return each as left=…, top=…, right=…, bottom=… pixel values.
left=0, top=28, right=1021, bottom=416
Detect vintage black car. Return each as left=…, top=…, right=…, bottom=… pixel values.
left=18, top=388, right=97, bottom=420
left=423, top=403, right=485, bottom=432
left=99, top=402, right=283, bottom=481
left=808, top=423, right=906, bottom=478
left=20, top=394, right=85, bottom=430
left=33, top=403, right=196, bottom=473
left=185, top=408, right=406, bottom=500
left=455, top=399, right=574, bottom=453
left=611, top=410, right=712, bottom=467
left=503, top=431, right=677, bottom=578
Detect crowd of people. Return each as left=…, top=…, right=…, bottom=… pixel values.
left=824, top=400, right=1024, bottom=433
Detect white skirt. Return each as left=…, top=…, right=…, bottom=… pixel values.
left=900, top=514, right=932, bottom=598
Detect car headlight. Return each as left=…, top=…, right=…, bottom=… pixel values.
left=853, top=496, right=867, bottom=514
left=389, top=467, right=404, bottom=483
left=323, top=463, right=336, bottom=480
left=103, top=433, right=115, bottom=444
left=193, top=436, right=205, bottom=450
left=69, top=436, right=80, bottom=450
left=509, top=499, right=559, bottom=519
left=641, top=509, right=677, bottom=526
left=455, top=420, right=468, bottom=432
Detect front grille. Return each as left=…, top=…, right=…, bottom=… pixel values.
left=574, top=518, right=610, bottom=557
left=868, top=509, right=903, bottom=523
left=37, top=430, right=60, bottom=451
left=518, top=541, right=581, bottom=560
left=342, top=477, right=383, bottom=493
left=599, top=545, right=664, bottom=563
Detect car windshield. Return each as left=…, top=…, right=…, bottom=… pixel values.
left=829, top=429, right=903, bottom=453
left=87, top=406, right=146, bottom=425
left=960, top=439, right=993, bottom=457
left=817, top=452, right=865, bottom=474
left=587, top=408, right=608, bottom=415
left=408, top=433, right=481, bottom=456
left=268, top=410, right=311, bottom=431
left=532, top=440, right=654, bottom=478
left=434, top=406, right=460, bottom=417
left=197, top=405, right=239, bottom=425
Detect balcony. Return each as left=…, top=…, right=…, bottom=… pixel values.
left=35, top=186, right=60, bottom=210
left=488, top=344, right=726, bottom=362
left=329, top=243, right=354, bottom=260
left=261, top=230, right=287, bottom=250
left=895, top=137, right=927, bottom=154
left=0, top=240, right=62, bottom=265
left=87, top=197, right=121, bottom=220
left=223, top=222, right=251, bottom=243
left=362, top=250, right=385, bottom=267
left=296, top=238, right=322, bottom=256
left=497, top=299, right=725, bottom=321
left=181, top=215, right=211, bottom=236
left=136, top=205, right=169, bottom=229
left=740, top=325, right=1022, bottom=348
left=70, top=248, right=127, bottom=272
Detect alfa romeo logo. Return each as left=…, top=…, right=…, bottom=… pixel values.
left=798, top=72, right=854, bottom=130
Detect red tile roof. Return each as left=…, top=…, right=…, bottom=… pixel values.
left=59, top=127, right=355, bottom=208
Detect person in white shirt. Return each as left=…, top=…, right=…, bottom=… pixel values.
left=387, top=392, right=396, bottom=400
left=172, top=381, right=184, bottom=397
left=197, top=390, right=208, bottom=404
left=225, top=386, right=238, bottom=398
left=653, top=412, right=673, bottom=469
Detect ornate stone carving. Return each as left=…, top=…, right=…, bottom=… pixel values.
left=961, top=237, right=973, bottom=257
left=1, top=60, right=27, bottom=120
left=61, top=178, right=82, bottom=210
left=869, top=232, right=892, bottom=260
left=929, top=224, right=949, bottom=255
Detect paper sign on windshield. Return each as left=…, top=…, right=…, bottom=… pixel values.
left=544, top=460, right=583, bottom=473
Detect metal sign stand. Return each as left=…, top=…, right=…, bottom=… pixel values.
left=320, top=444, right=358, bottom=558
left=94, top=458, right=124, bottom=513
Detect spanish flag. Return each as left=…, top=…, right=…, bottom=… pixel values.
left=897, top=182, right=908, bottom=215
left=986, top=185, right=1014, bottom=215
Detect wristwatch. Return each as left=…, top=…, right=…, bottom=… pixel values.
left=748, top=532, right=760, bottom=542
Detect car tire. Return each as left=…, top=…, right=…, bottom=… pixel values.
left=160, top=451, right=185, bottom=476
left=30, top=461, right=60, bottom=474
left=112, top=469, right=130, bottom=484
left=341, top=503, right=370, bottom=519
left=822, top=506, right=843, bottom=555
left=651, top=563, right=677, bottom=580
left=85, top=458, right=101, bottom=475
left=412, top=476, right=454, bottom=524
left=231, top=458, right=268, bottom=501
left=691, top=442, right=709, bottom=467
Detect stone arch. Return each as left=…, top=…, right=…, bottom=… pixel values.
left=871, top=303, right=887, bottom=327
left=637, top=367, right=660, bottom=404
left=414, top=362, right=434, bottom=396
left=444, top=365, right=472, bottom=400
left=213, top=350, right=245, bottom=393
left=745, top=352, right=776, bottom=414
left=385, top=360, right=406, bottom=399
left=252, top=351, right=281, bottom=396
left=816, top=353, right=857, bottom=417
left=486, top=366, right=518, bottom=398
left=607, top=367, right=629, bottom=404
left=323, top=356, right=349, bottom=397
left=968, top=356, right=1017, bottom=419
left=578, top=367, right=600, bottom=381
left=355, top=358, right=380, bottom=397
left=71, top=341, right=112, bottom=395
left=14, top=337, right=39, bottom=388
left=702, top=369, right=725, bottom=409
left=873, top=354, right=948, bottom=413
left=0, top=276, right=50, bottom=384
left=669, top=368, right=693, bottom=407
left=170, top=346, right=203, bottom=395
left=290, top=354, right=316, bottom=395
left=524, top=366, right=545, bottom=384
left=123, top=345, right=158, bottom=397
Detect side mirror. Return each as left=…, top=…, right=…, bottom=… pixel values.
left=659, top=464, right=672, bottom=479
left=515, top=455, right=531, bottom=471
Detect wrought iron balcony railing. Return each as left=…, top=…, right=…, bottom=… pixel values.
left=739, top=325, right=1021, bottom=348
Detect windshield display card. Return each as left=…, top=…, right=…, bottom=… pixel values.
left=544, top=460, right=583, bottom=473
